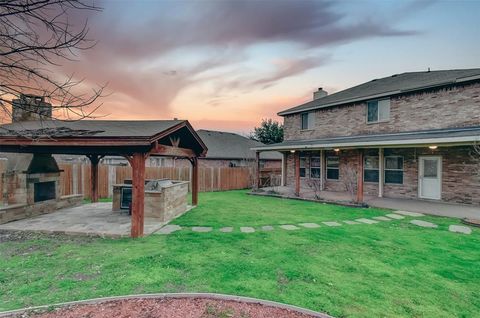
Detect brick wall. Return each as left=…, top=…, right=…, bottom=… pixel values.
left=285, top=146, right=480, bottom=205
left=284, top=82, right=480, bottom=141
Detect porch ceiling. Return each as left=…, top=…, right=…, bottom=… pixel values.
left=252, top=126, right=480, bottom=151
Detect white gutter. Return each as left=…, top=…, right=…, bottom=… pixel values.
left=251, top=136, right=480, bottom=152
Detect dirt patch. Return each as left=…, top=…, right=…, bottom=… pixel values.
left=8, top=298, right=323, bottom=318
left=0, top=230, right=97, bottom=244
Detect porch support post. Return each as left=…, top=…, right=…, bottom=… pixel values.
left=130, top=152, right=146, bottom=238
left=87, top=155, right=101, bottom=203
left=191, top=157, right=199, bottom=206
left=356, top=149, right=364, bottom=204
left=255, top=151, right=260, bottom=190
left=320, top=149, right=325, bottom=191
left=281, top=152, right=287, bottom=186
left=294, top=151, right=300, bottom=196
left=379, top=148, right=384, bottom=198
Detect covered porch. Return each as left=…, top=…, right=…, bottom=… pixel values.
left=253, top=127, right=480, bottom=210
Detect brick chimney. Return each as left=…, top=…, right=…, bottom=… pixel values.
left=12, top=94, right=52, bottom=123
left=313, top=88, right=328, bottom=100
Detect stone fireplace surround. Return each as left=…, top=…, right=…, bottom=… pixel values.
left=0, top=153, right=83, bottom=224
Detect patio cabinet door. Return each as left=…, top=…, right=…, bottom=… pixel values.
left=418, top=156, right=442, bottom=200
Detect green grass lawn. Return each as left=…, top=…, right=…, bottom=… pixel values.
left=1, top=190, right=479, bottom=317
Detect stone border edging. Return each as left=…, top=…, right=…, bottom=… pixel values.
left=248, top=191, right=368, bottom=208
left=0, top=293, right=334, bottom=318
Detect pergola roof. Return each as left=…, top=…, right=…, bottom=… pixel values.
left=0, top=120, right=208, bottom=157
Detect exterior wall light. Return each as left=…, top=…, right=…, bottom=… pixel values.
left=334, top=148, right=340, bottom=152
left=290, top=150, right=296, bottom=153
left=429, top=145, right=438, bottom=150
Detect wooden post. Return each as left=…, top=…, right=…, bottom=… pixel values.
left=356, top=149, right=364, bottom=204
left=281, top=152, right=287, bottom=187
left=131, top=153, right=146, bottom=238
left=255, top=151, right=260, bottom=189
left=191, top=157, right=199, bottom=206
left=87, top=155, right=101, bottom=202
left=294, top=151, right=300, bottom=196
left=379, top=148, right=384, bottom=198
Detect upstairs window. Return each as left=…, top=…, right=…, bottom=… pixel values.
left=310, top=156, right=321, bottom=179
left=385, top=156, right=404, bottom=184
left=301, top=112, right=315, bottom=130
left=326, top=156, right=339, bottom=180
left=367, top=99, right=390, bottom=123
left=364, top=156, right=379, bottom=183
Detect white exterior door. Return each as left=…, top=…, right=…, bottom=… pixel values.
left=418, top=156, right=442, bottom=200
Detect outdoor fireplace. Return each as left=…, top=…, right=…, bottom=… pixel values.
left=34, top=181, right=56, bottom=202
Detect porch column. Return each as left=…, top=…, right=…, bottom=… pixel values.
left=356, top=149, right=364, bottom=204
left=131, top=152, right=146, bottom=238
left=379, top=148, right=384, bottom=198
left=87, top=155, right=101, bottom=202
left=294, top=151, right=300, bottom=196
left=281, top=152, right=287, bottom=186
left=191, top=157, right=199, bottom=206
left=255, top=151, right=260, bottom=190
left=320, top=149, right=325, bottom=191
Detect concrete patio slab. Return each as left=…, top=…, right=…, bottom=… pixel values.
left=298, top=223, right=320, bottom=228
left=322, top=221, right=341, bottom=227
left=448, top=225, right=472, bottom=235
left=220, top=227, right=233, bottom=233
left=0, top=202, right=166, bottom=237
left=410, top=220, right=438, bottom=228
left=192, top=227, right=213, bottom=233
left=240, top=227, right=255, bottom=233
left=156, top=225, right=181, bottom=235
left=279, top=225, right=300, bottom=230
left=394, top=211, right=425, bottom=217
left=385, top=213, right=405, bottom=220
left=355, top=218, right=378, bottom=224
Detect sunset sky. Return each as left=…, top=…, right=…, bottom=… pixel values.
left=58, top=0, right=479, bottom=134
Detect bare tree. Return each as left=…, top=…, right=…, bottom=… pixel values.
left=0, top=0, right=104, bottom=122
left=306, top=178, right=322, bottom=200
left=470, top=143, right=480, bottom=178
left=343, top=166, right=357, bottom=202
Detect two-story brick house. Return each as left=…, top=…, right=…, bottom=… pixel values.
left=253, top=69, right=480, bottom=206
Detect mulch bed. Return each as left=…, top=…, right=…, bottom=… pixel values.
left=8, top=298, right=324, bottom=318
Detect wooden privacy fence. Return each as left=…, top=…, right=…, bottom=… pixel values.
left=58, top=164, right=255, bottom=199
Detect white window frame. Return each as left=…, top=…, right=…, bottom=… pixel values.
left=384, top=155, right=404, bottom=184
left=367, top=99, right=390, bottom=124
left=364, top=156, right=379, bottom=183
left=310, top=156, right=321, bottom=179
left=326, top=156, right=340, bottom=181
left=299, top=155, right=307, bottom=178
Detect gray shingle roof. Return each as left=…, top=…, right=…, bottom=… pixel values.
left=0, top=120, right=183, bottom=138
left=278, top=68, right=480, bottom=116
left=197, top=130, right=281, bottom=160
left=252, top=126, right=480, bottom=151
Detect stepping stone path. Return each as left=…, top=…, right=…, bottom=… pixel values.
left=373, top=216, right=391, bottom=221
left=156, top=225, right=181, bottom=235
left=280, top=225, right=300, bottom=230
left=355, top=218, right=378, bottom=224
left=385, top=213, right=404, bottom=220
left=448, top=225, right=472, bottom=235
left=261, top=225, right=274, bottom=231
left=322, top=221, right=341, bottom=227
left=240, top=227, right=255, bottom=233
left=410, top=220, right=438, bottom=228
left=343, top=220, right=360, bottom=225
left=220, top=227, right=233, bottom=233
left=298, top=223, right=320, bottom=228
left=395, top=210, right=424, bottom=217
left=192, top=226, right=212, bottom=233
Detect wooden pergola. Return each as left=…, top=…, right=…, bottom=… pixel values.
left=0, top=120, right=207, bottom=238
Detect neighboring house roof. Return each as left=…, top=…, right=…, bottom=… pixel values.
left=252, top=126, right=480, bottom=151
left=278, top=68, right=480, bottom=116
left=196, top=130, right=281, bottom=160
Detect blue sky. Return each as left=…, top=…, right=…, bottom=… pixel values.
left=64, top=0, right=480, bottom=133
